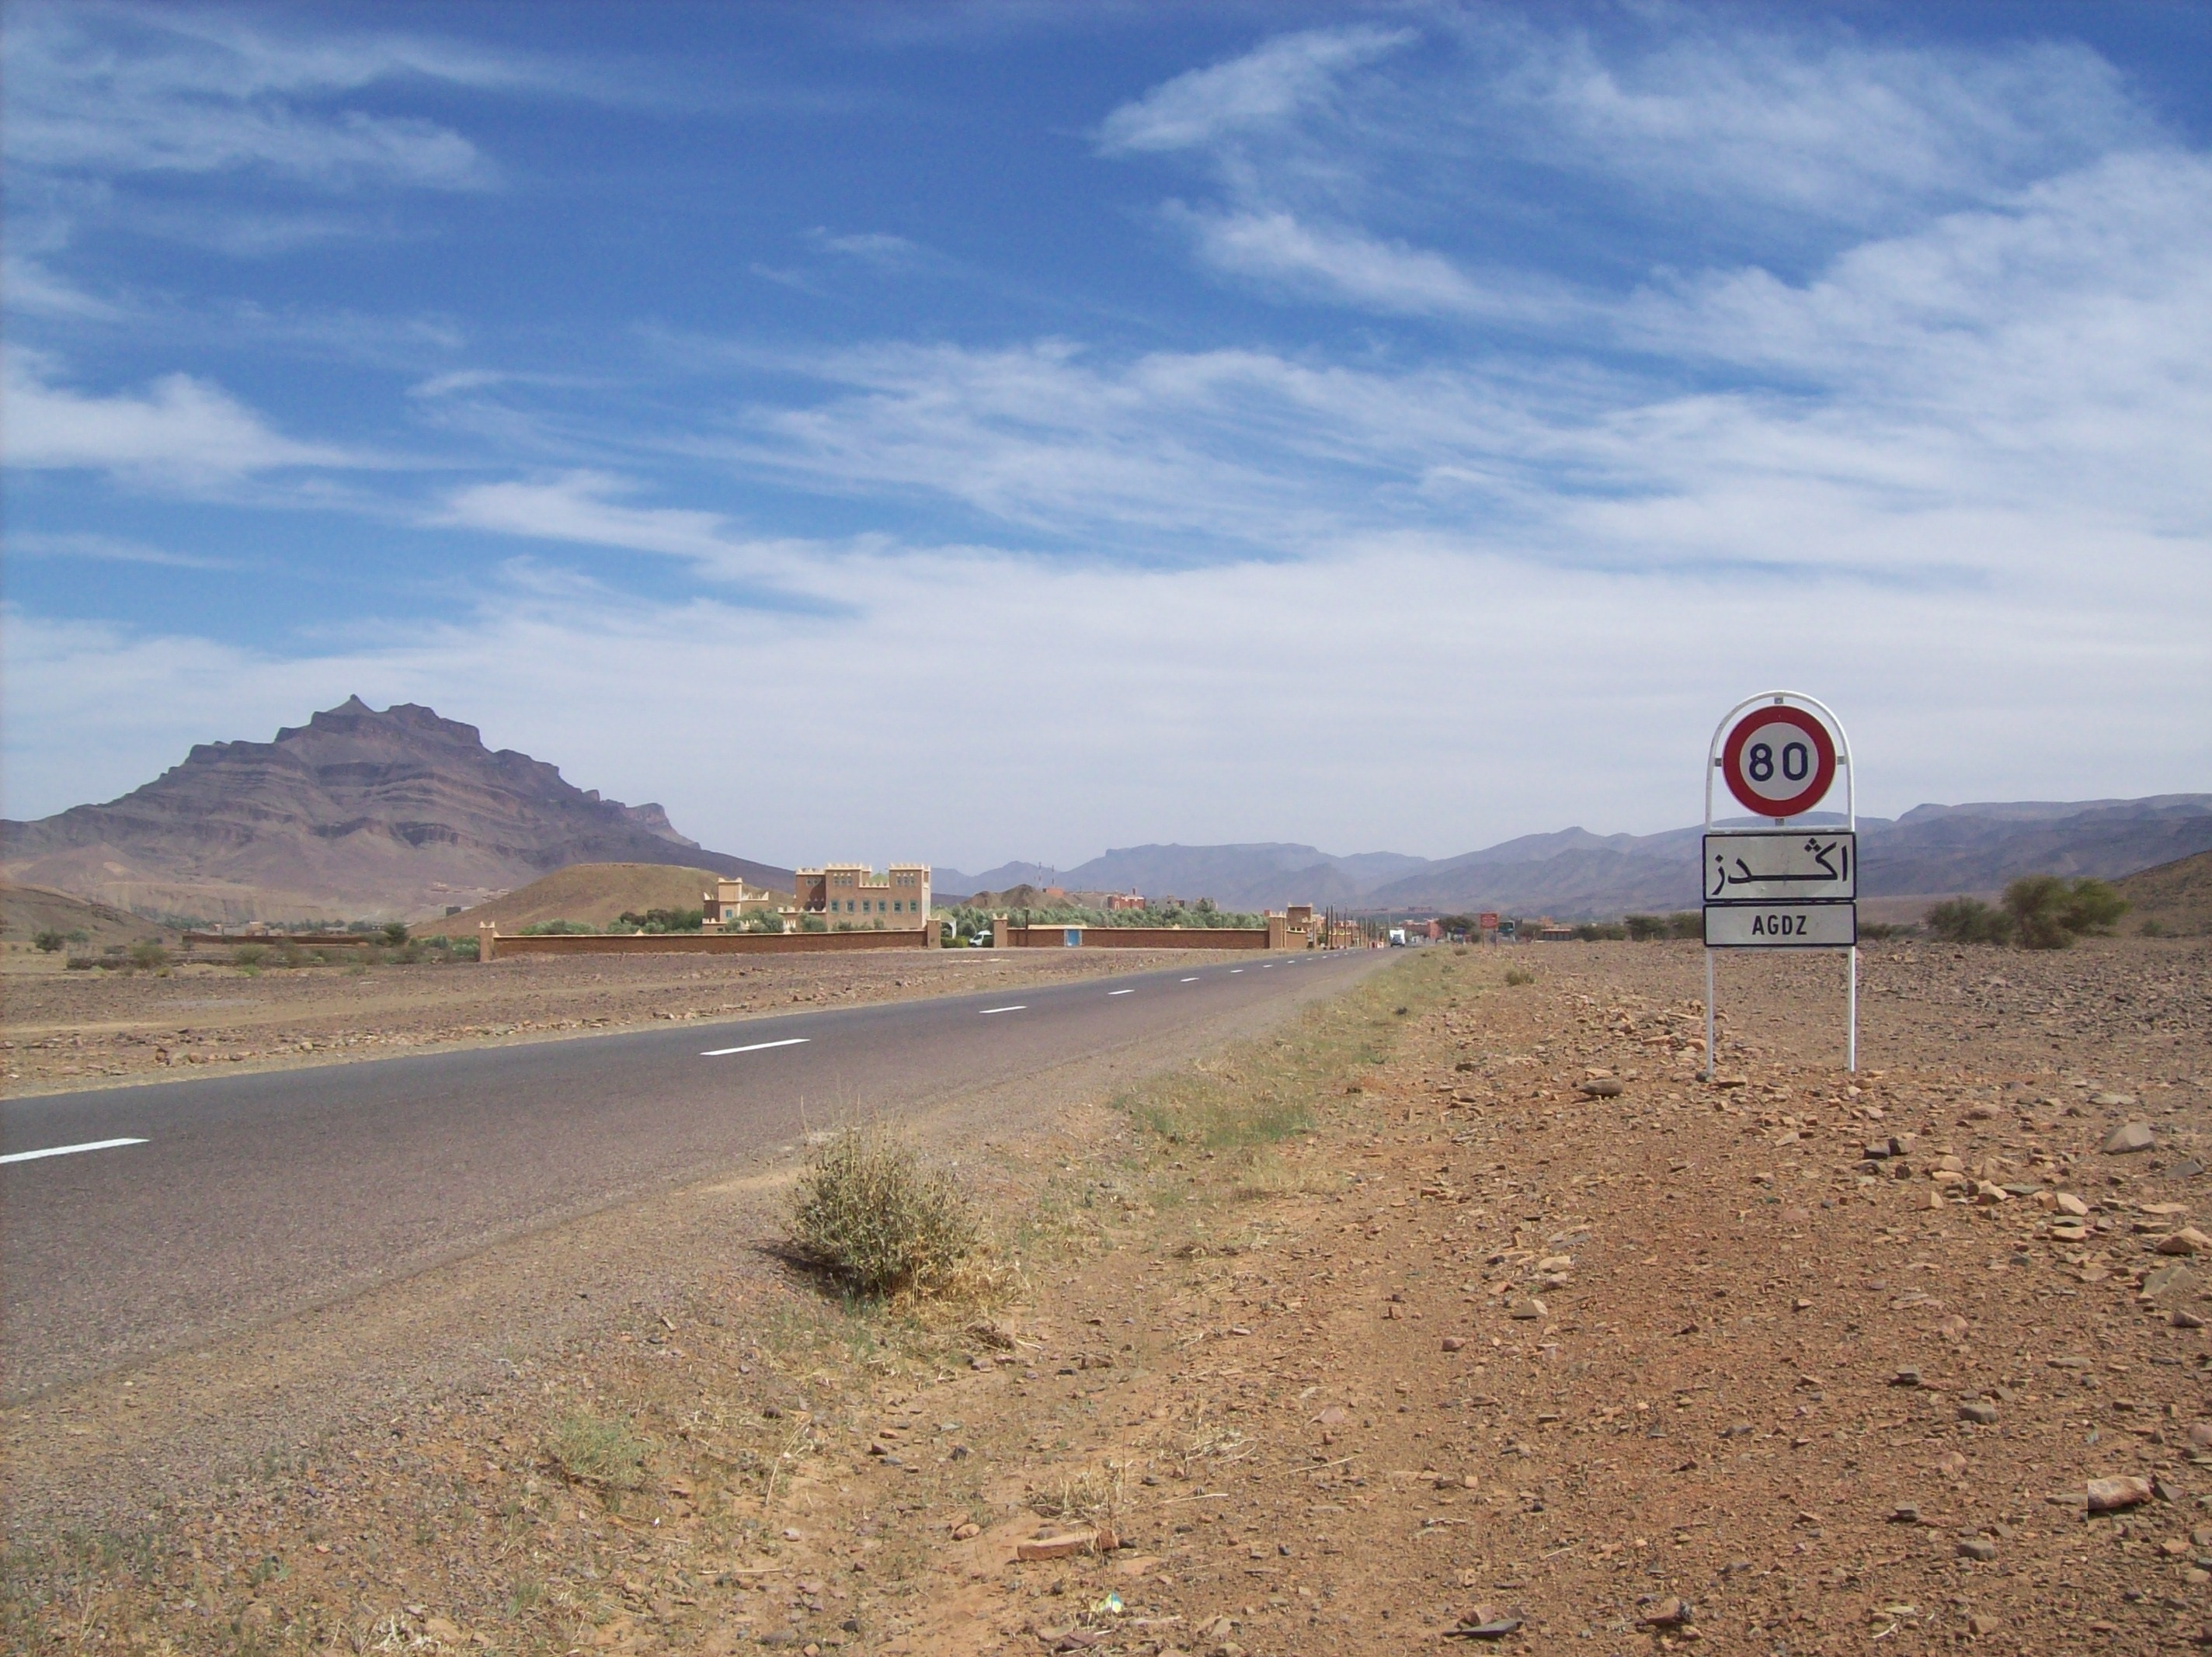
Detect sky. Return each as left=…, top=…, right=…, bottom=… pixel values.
left=4, top=0, right=2209, bottom=872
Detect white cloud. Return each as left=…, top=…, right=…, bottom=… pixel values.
left=431, top=471, right=860, bottom=596
left=6, top=521, right=2203, bottom=863
left=1097, top=24, right=1413, bottom=155
left=1171, top=206, right=1577, bottom=323
left=6, top=530, right=242, bottom=571
left=4, top=350, right=359, bottom=484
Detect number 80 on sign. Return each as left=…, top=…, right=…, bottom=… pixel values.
left=1720, top=704, right=1838, bottom=819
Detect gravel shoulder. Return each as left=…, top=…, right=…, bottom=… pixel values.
left=6, top=936, right=2209, bottom=1657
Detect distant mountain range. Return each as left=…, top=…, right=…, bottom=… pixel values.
left=937, top=796, right=2212, bottom=919
left=0, top=697, right=788, bottom=922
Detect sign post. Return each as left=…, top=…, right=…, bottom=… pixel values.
left=1702, top=692, right=1857, bottom=1075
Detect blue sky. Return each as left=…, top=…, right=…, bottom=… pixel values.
left=5, top=1, right=2209, bottom=870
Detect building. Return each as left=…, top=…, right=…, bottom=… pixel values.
left=701, top=877, right=784, bottom=930
left=1104, top=891, right=1146, bottom=911
left=793, top=863, right=933, bottom=926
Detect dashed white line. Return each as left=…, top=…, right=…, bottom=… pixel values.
left=979, top=1005, right=1027, bottom=1016
left=1108, top=988, right=1136, bottom=996
left=1230, top=968, right=1244, bottom=974
left=1, top=1137, right=147, bottom=1166
left=1180, top=977, right=1198, bottom=983
left=700, top=1037, right=811, bottom=1057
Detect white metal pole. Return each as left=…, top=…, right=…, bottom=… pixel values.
left=1848, top=947, right=1859, bottom=1072
left=1705, top=950, right=1716, bottom=1080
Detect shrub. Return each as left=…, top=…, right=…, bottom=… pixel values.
left=788, top=1124, right=983, bottom=1301
left=1504, top=966, right=1536, bottom=986
left=127, top=940, right=170, bottom=971
left=520, top=919, right=595, bottom=936
left=1573, top=922, right=1627, bottom=941
left=1623, top=914, right=1669, bottom=941
left=232, top=943, right=269, bottom=967
left=546, top=1412, right=649, bottom=1491
left=33, top=929, right=66, bottom=954
left=381, top=921, right=409, bottom=947
left=1668, top=912, right=1703, bottom=940
left=614, top=907, right=703, bottom=933
left=2005, top=874, right=2129, bottom=950
left=1925, top=897, right=2013, bottom=946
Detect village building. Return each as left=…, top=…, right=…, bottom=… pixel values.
left=699, top=877, right=784, bottom=930
left=792, top=863, right=932, bottom=926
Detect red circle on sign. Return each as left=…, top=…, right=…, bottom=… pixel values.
left=1720, top=705, right=1838, bottom=818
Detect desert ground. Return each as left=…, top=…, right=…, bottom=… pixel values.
left=5, top=934, right=2210, bottom=1657
left=0, top=948, right=1222, bottom=1096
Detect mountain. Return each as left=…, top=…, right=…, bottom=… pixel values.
left=943, top=797, right=2212, bottom=922
left=0, top=697, right=790, bottom=922
left=937, top=843, right=1429, bottom=909
left=2115, top=848, right=2212, bottom=936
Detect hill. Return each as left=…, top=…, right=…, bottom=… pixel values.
left=0, top=882, right=165, bottom=951
left=942, top=797, right=2212, bottom=922
left=426, top=863, right=756, bottom=934
left=0, top=697, right=791, bottom=924
left=2116, top=847, right=2212, bottom=936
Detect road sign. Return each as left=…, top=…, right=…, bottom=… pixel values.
left=1720, top=703, right=1838, bottom=818
left=1703, top=830, right=1856, bottom=904
left=1702, top=691, right=1860, bottom=1075
left=1702, top=902, right=1857, bottom=948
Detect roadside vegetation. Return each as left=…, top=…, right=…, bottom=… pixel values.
left=1927, top=874, right=2128, bottom=947
left=787, top=1123, right=997, bottom=1306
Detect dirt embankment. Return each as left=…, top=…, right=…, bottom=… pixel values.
left=5, top=938, right=2210, bottom=1657
left=0, top=947, right=1235, bottom=1096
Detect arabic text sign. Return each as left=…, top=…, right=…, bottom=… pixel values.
left=1704, top=903, right=1857, bottom=949
left=1703, top=831, right=1856, bottom=904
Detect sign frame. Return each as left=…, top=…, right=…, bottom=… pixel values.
left=1702, top=692, right=1857, bottom=1075
left=1703, top=903, right=1859, bottom=949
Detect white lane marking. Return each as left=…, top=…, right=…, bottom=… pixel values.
left=1, top=1137, right=147, bottom=1166
left=1180, top=977, right=1198, bottom=983
left=979, top=1005, right=1027, bottom=1015
left=1230, top=968, right=1244, bottom=974
left=1108, top=988, right=1136, bottom=996
left=700, top=1037, right=811, bottom=1057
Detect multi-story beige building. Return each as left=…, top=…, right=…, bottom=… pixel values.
left=700, top=877, right=784, bottom=930
left=793, top=863, right=932, bottom=926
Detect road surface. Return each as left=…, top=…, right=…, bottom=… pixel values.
left=2, top=949, right=1382, bottom=1398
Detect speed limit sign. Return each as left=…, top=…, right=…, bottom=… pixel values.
left=1701, top=691, right=1859, bottom=1076
left=1720, top=703, right=1837, bottom=819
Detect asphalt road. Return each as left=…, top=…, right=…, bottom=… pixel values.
left=2, top=949, right=1381, bottom=1398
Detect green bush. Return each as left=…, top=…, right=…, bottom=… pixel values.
left=381, top=921, right=409, bottom=946
left=1504, top=966, right=1536, bottom=986
left=2005, top=874, right=2129, bottom=950
left=1623, top=914, right=1669, bottom=941
left=1573, top=922, right=1627, bottom=941
left=614, top=906, right=703, bottom=933
left=1668, top=912, right=1703, bottom=940
left=232, top=943, right=269, bottom=967
left=788, top=1124, right=983, bottom=1300
left=520, top=919, right=596, bottom=936
left=1925, top=897, right=2014, bottom=945
left=127, top=940, right=170, bottom=971
left=32, top=929, right=67, bottom=954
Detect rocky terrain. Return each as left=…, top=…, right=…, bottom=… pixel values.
left=0, top=698, right=788, bottom=924
left=6, top=936, right=2207, bottom=1656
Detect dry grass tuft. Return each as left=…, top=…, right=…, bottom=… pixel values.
left=545, top=1411, right=649, bottom=1490
left=788, top=1123, right=996, bottom=1304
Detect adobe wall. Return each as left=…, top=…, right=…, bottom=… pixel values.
left=1001, top=926, right=1270, bottom=950
left=482, top=927, right=927, bottom=961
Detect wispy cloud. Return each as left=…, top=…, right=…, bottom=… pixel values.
left=4, top=349, right=363, bottom=485
left=5, top=530, right=243, bottom=571
left=1096, top=24, right=1414, bottom=155
left=0, top=2, right=560, bottom=190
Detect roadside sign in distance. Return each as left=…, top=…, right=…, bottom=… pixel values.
left=1704, top=831, right=1856, bottom=904
left=1703, top=903, right=1857, bottom=949
left=1720, top=704, right=1838, bottom=818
